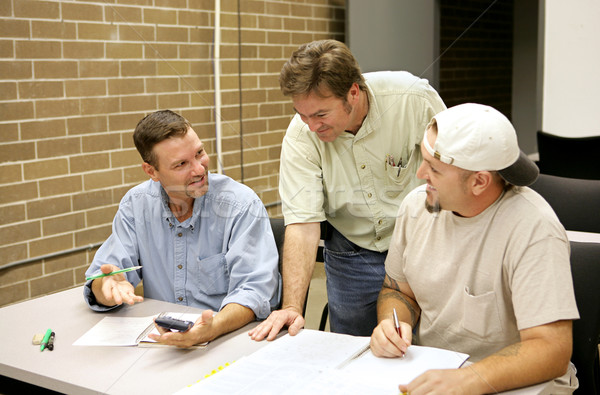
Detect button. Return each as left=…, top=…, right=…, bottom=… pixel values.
left=178, top=296, right=183, bottom=301
left=367, top=193, right=372, bottom=198
left=378, top=219, right=383, bottom=225
left=361, top=164, right=366, bottom=169
left=177, top=265, right=183, bottom=269
left=376, top=235, right=381, bottom=241
left=178, top=232, right=183, bottom=237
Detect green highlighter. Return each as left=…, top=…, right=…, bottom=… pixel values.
left=85, top=265, right=143, bottom=281
left=40, top=328, right=52, bottom=351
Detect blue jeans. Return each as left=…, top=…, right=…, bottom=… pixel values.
left=323, top=227, right=387, bottom=336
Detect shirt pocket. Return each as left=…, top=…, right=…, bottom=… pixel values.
left=194, top=253, right=228, bottom=296
left=461, top=286, right=503, bottom=338
left=384, top=147, right=419, bottom=191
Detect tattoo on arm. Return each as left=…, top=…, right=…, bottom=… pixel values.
left=495, top=342, right=522, bottom=357
left=379, top=274, right=418, bottom=326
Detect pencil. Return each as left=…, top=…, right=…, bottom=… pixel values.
left=85, top=265, right=142, bottom=281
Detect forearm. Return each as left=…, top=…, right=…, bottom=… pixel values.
left=461, top=321, right=573, bottom=394
left=209, top=303, right=256, bottom=341
left=280, top=222, right=320, bottom=313
left=377, top=277, right=420, bottom=327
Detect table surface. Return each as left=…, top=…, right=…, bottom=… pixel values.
left=0, top=286, right=266, bottom=394
left=0, top=287, right=556, bottom=395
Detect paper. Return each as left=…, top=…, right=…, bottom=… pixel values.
left=73, top=312, right=202, bottom=347
left=175, top=329, right=469, bottom=394
left=342, top=346, right=470, bottom=390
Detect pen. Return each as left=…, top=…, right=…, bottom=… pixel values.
left=393, top=308, right=401, bottom=337
left=85, top=265, right=142, bottom=281
left=47, top=332, right=55, bottom=351
left=393, top=308, right=406, bottom=358
left=40, top=328, right=52, bottom=352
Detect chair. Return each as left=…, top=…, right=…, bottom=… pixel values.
left=268, top=218, right=329, bottom=329
left=569, top=241, right=600, bottom=395
left=529, top=173, right=600, bottom=233
left=536, top=131, right=600, bottom=180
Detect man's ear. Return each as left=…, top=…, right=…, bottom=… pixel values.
left=470, top=171, right=493, bottom=196
left=142, top=162, right=159, bottom=181
left=347, top=82, right=360, bottom=105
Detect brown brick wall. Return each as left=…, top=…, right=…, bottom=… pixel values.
left=439, top=0, right=513, bottom=118
left=0, top=0, right=345, bottom=306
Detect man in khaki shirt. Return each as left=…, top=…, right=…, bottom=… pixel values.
left=249, top=40, right=445, bottom=340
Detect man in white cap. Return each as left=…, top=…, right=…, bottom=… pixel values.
left=370, top=103, right=579, bottom=393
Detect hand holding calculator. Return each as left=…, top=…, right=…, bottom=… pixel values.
left=155, top=316, right=194, bottom=332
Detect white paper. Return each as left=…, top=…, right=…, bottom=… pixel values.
left=342, top=346, right=470, bottom=388
left=175, top=329, right=469, bottom=394
left=73, top=312, right=201, bottom=346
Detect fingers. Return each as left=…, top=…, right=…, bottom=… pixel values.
left=199, top=309, right=214, bottom=325
left=370, top=319, right=409, bottom=358
left=248, top=309, right=304, bottom=341
left=149, top=330, right=197, bottom=348
left=286, top=315, right=305, bottom=336
left=102, top=279, right=142, bottom=306
left=100, top=264, right=117, bottom=274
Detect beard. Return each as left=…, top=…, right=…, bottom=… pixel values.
left=185, top=175, right=209, bottom=199
left=425, top=200, right=440, bottom=213
left=424, top=189, right=441, bottom=213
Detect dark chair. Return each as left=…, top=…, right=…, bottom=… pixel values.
left=569, top=241, right=600, bottom=395
left=529, top=174, right=600, bottom=233
left=268, top=218, right=329, bottom=329
left=537, top=131, right=600, bottom=180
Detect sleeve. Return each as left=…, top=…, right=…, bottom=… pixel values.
left=385, top=185, right=425, bottom=283
left=220, top=199, right=281, bottom=319
left=279, top=115, right=327, bottom=225
left=383, top=192, right=414, bottom=283
left=83, top=195, right=143, bottom=312
left=508, top=233, right=579, bottom=330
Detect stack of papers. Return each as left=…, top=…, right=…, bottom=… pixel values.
left=175, top=329, right=469, bottom=394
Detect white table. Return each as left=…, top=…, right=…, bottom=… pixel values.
left=0, top=287, right=557, bottom=394
left=0, top=287, right=265, bottom=394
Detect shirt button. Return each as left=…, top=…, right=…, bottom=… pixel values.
left=178, top=296, right=183, bottom=301
left=361, top=164, right=366, bottom=169
left=376, top=235, right=381, bottom=241
left=178, top=232, right=183, bottom=237
left=378, top=219, right=383, bottom=225
left=177, top=265, right=183, bottom=269
left=367, top=192, right=372, bottom=198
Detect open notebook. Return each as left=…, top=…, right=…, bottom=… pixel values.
left=73, top=312, right=207, bottom=348
left=176, top=329, right=469, bottom=394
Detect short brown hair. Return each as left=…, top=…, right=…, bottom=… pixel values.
left=279, top=39, right=366, bottom=100
left=133, top=110, right=191, bottom=169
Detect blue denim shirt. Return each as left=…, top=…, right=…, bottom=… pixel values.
left=84, top=173, right=281, bottom=319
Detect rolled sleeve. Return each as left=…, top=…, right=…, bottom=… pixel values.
left=279, top=116, right=327, bottom=226
left=220, top=200, right=281, bottom=319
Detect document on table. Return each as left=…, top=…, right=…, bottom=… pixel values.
left=175, top=329, right=469, bottom=394
left=73, top=312, right=204, bottom=347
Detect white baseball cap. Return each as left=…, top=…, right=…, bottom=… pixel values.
left=423, top=103, right=539, bottom=186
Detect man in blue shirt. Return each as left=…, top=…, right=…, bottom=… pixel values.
left=84, top=110, right=280, bottom=347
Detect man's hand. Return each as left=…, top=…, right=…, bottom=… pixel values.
left=370, top=318, right=412, bottom=358
left=248, top=307, right=305, bottom=341
left=148, top=310, right=215, bottom=348
left=91, top=264, right=143, bottom=307
left=399, top=368, right=476, bottom=395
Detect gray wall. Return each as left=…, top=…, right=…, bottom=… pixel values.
left=346, top=0, right=439, bottom=89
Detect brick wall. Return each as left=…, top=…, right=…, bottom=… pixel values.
left=0, top=0, right=345, bottom=307
left=439, top=0, right=513, bottom=118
